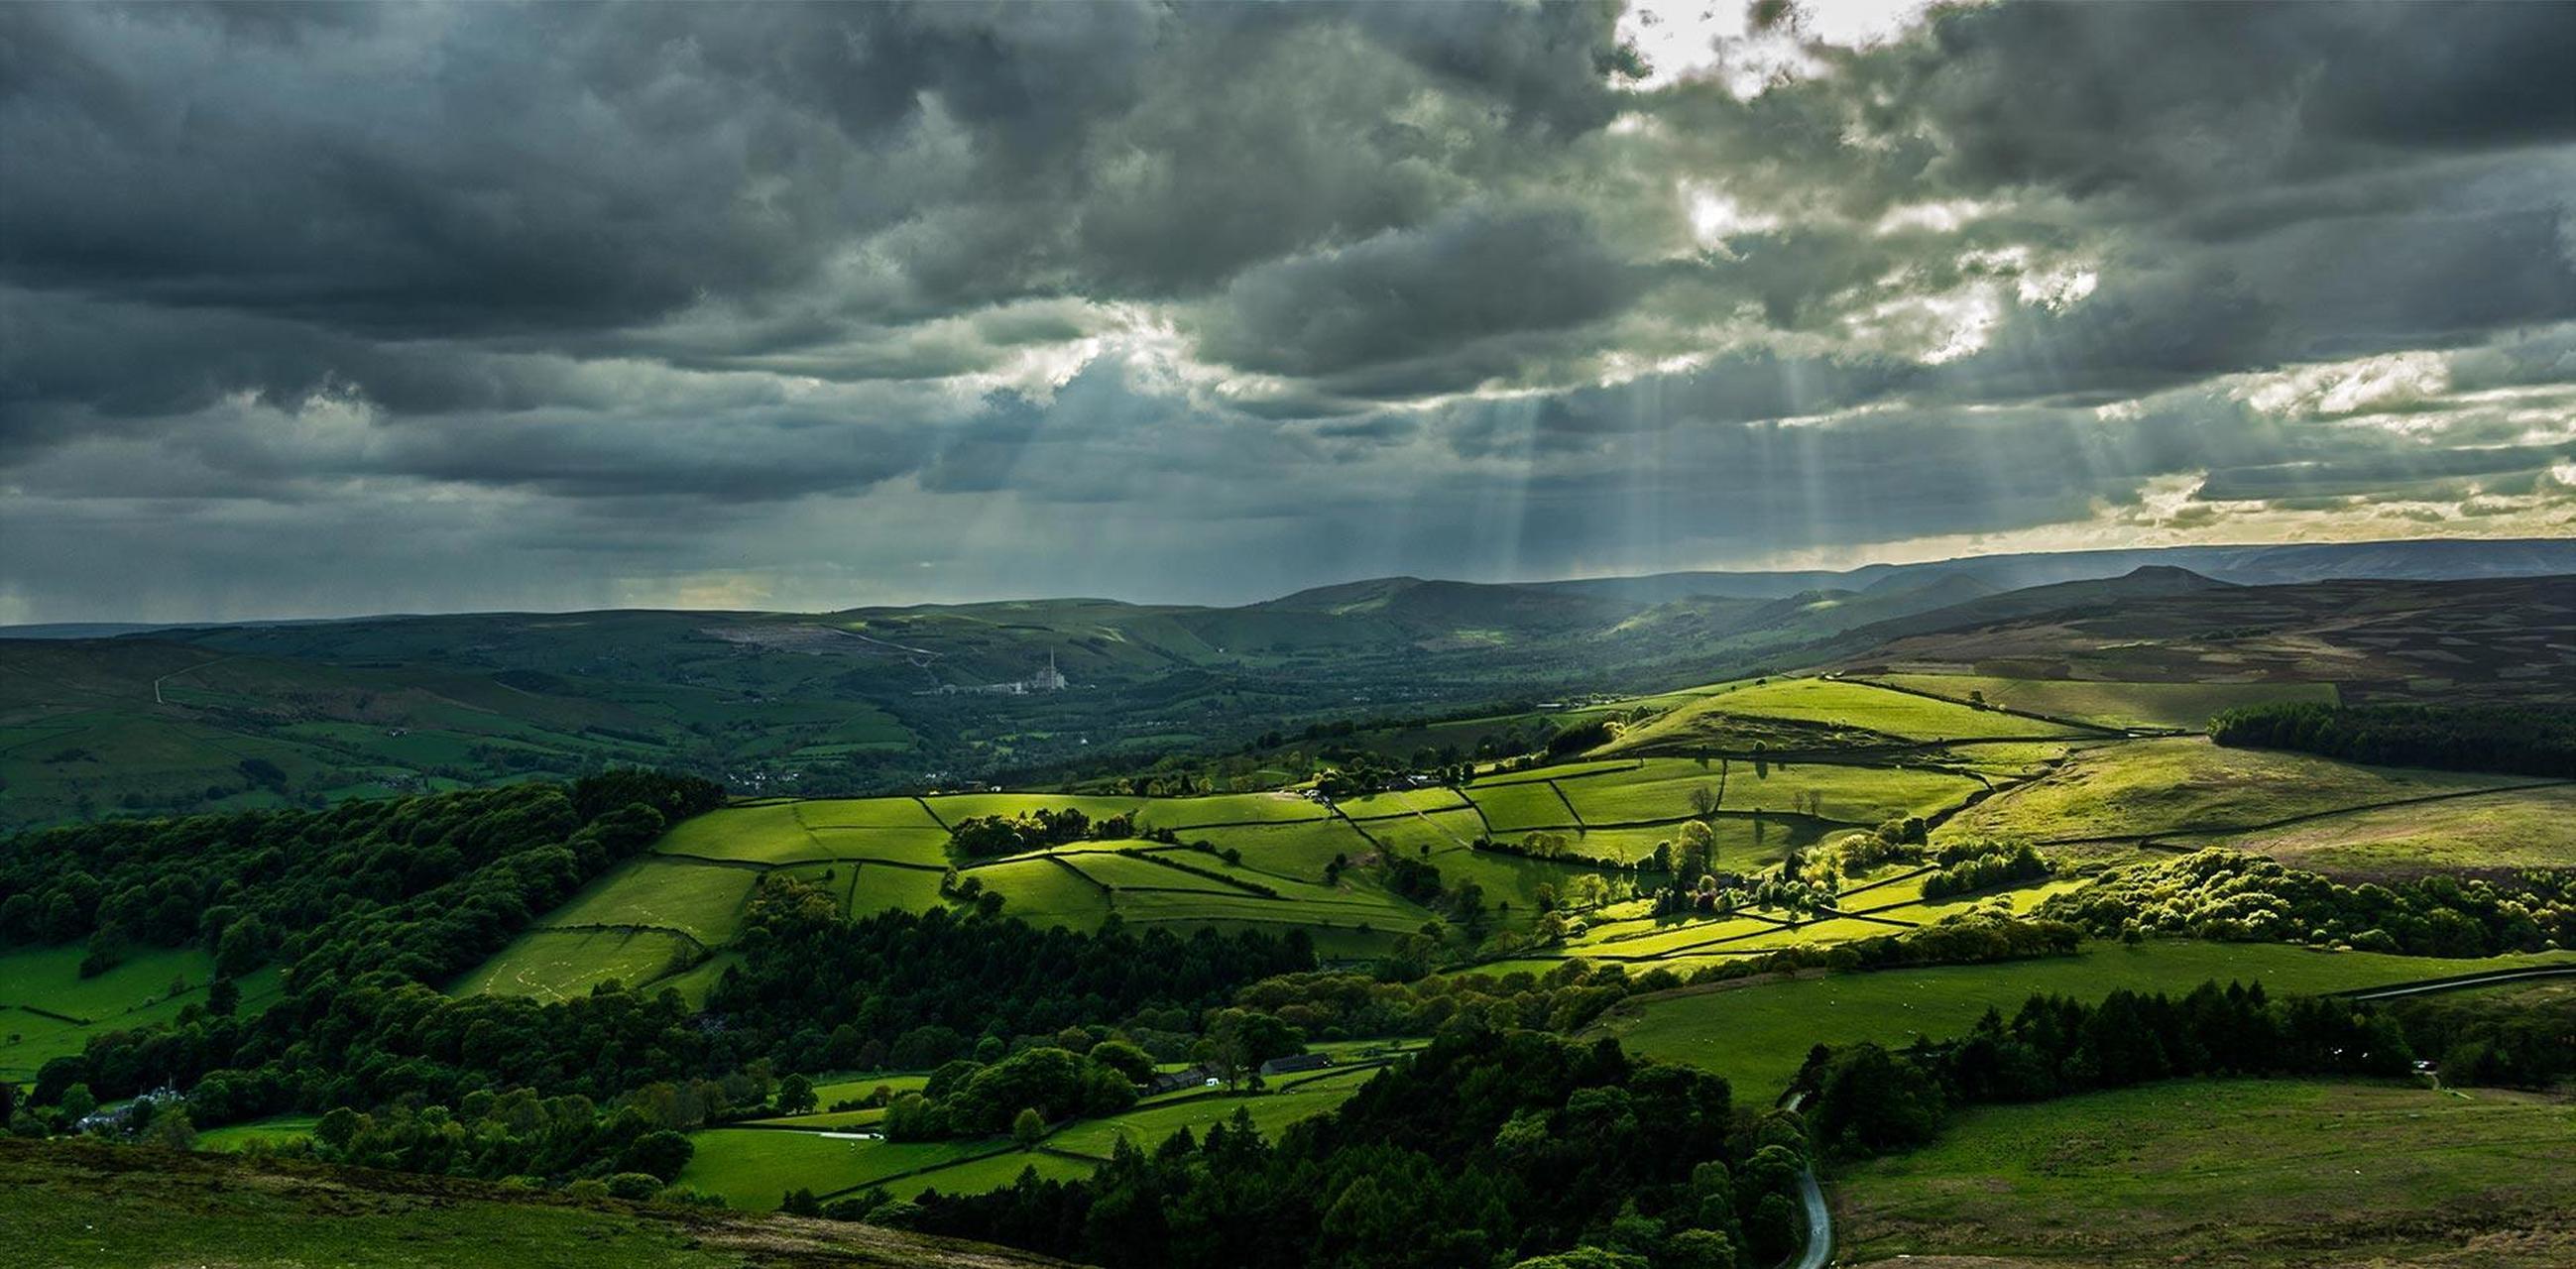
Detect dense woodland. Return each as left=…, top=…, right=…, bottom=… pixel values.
left=892, top=1029, right=1800, bottom=1269
left=706, top=884, right=1318, bottom=1073
left=2211, top=702, right=2576, bottom=778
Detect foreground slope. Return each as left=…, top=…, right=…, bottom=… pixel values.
left=1, top=1138, right=1073, bottom=1269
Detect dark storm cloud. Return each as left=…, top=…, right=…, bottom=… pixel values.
left=5, top=0, right=2575, bottom=623
left=1877, top=0, right=2576, bottom=199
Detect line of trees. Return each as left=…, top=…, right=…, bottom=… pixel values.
left=2210, top=701, right=2576, bottom=778
left=1804, top=979, right=2416, bottom=1157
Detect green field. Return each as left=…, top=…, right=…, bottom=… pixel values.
left=196, top=1114, right=321, bottom=1152
left=1047, top=1080, right=1368, bottom=1158
left=1939, top=737, right=2545, bottom=844
left=678, top=1130, right=996, bottom=1210
left=793, top=798, right=943, bottom=830
left=2200, top=783, right=2576, bottom=878
left=1136, top=791, right=1331, bottom=829
left=1603, top=941, right=2576, bottom=1099
left=1605, top=678, right=2080, bottom=751
left=847, top=865, right=955, bottom=917
left=1066, top=852, right=1262, bottom=894
left=0, top=945, right=285, bottom=1081
left=1870, top=673, right=2341, bottom=732
left=1464, top=778, right=1581, bottom=832
left=922, top=792, right=1146, bottom=825
left=967, top=858, right=1114, bottom=930
left=1836, top=1079, right=2576, bottom=1268
left=0, top=1137, right=1059, bottom=1267
left=1192, top=819, right=1379, bottom=877
left=546, top=857, right=760, bottom=946
left=452, top=927, right=702, bottom=1001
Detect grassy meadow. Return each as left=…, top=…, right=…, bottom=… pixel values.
left=1835, top=1079, right=2576, bottom=1267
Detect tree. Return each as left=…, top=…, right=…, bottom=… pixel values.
left=1688, top=784, right=1719, bottom=820
left=1012, top=1106, right=1047, bottom=1149
left=775, top=1074, right=817, bottom=1115
left=138, top=1104, right=196, bottom=1151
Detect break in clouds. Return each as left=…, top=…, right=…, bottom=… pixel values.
left=3, top=0, right=2574, bottom=622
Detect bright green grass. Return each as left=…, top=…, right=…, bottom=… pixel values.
left=651, top=952, right=742, bottom=1007
left=1358, top=808, right=1487, bottom=857
left=1066, top=853, right=1256, bottom=894
left=677, top=1130, right=991, bottom=1210
left=0, top=944, right=215, bottom=1019
left=1938, top=737, right=2542, bottom=844
left=546, top=857, right=759, bottom=946
left=804, top=826, right=957, bottom=866
left=1110, top=889, right=1409, bottom=928
left=1716, top=761, right=1987, bottom=823
left=2199, top=783, right=2576, bottom=878
left=969, top=858, right=1113, bottom=931
left=1135, top=792, right=1330, bottom=829
left=1048, top=1083, right=1365, bottom=1158
left=1836, top=1079, right=2576, bottom=1268
left=1465, top=780, right=1580, bottom=832
left=1571, top=818, right=1824, bottom=869
left=900, top=1149, right=1098, bottom=1199
left=1188, top=819, right=1377, bottom=879
left=808, top=1074, right=930, bottom=1106
left=0, top=946, right=286, bottom=1080
left=196, top=1114, right=321, bottom=1152
left=847, top=865, right=954, bottom=917
left=791, top=797, right=942, bottom=830
left=1871, top=674, right=2341, bottom=732
left=1636, top=678, right=2080, bottom=744
left=1604, top=941, right=2576, bottom=1100
left=451, top=927, right=700, bottom=1002
left=1473, top=759, right=1644, bottom=786
left=1339, top=786, right=1474, bottom=819
left=1424, top=849, right=1624, bottom=927
left=922, top=792, right=1146, bottom=825
left=652, top=802, right=821, bottom=864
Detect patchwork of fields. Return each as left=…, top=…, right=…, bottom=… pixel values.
left=423, top=669, right=2576, bottom=1211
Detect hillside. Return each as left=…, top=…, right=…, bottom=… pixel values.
left=1, top=541, right=2564, bottom=829
left=2, top=1138, right=1072, bottom=1268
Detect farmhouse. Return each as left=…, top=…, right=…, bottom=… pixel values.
left=1148, top=1065, right=1219, bottom=1094
left=1258, top=1053, right=1333, bottom=1078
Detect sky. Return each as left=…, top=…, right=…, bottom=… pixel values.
left=3, top=0, right=2573, bottom=623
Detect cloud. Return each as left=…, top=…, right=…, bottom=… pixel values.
left=4, top=0, right=2574, bottom=622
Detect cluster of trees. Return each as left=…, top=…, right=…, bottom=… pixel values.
left=881, top=1046, right=1141, bottom=1140
left=882, top=1029, right=1806, bottom=1269
left=1804, top=980, right=2416, bottom=1157
left=947, top=806, right=1137, bottom=859
left=302, top=1088, right=694, bottom=1188
left=2386, top=983, right=2576, bottom=1088
left=2042, top=850, right=2575, bottom=955
left=1313, top=754, right=1473, bottom=800
left=2211, top=702, right=2576, bottom=778
left=1918, top=837, right=2050, bottom=900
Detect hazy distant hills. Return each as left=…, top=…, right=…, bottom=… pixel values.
left=0, top=536, right=2566, bottom=827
